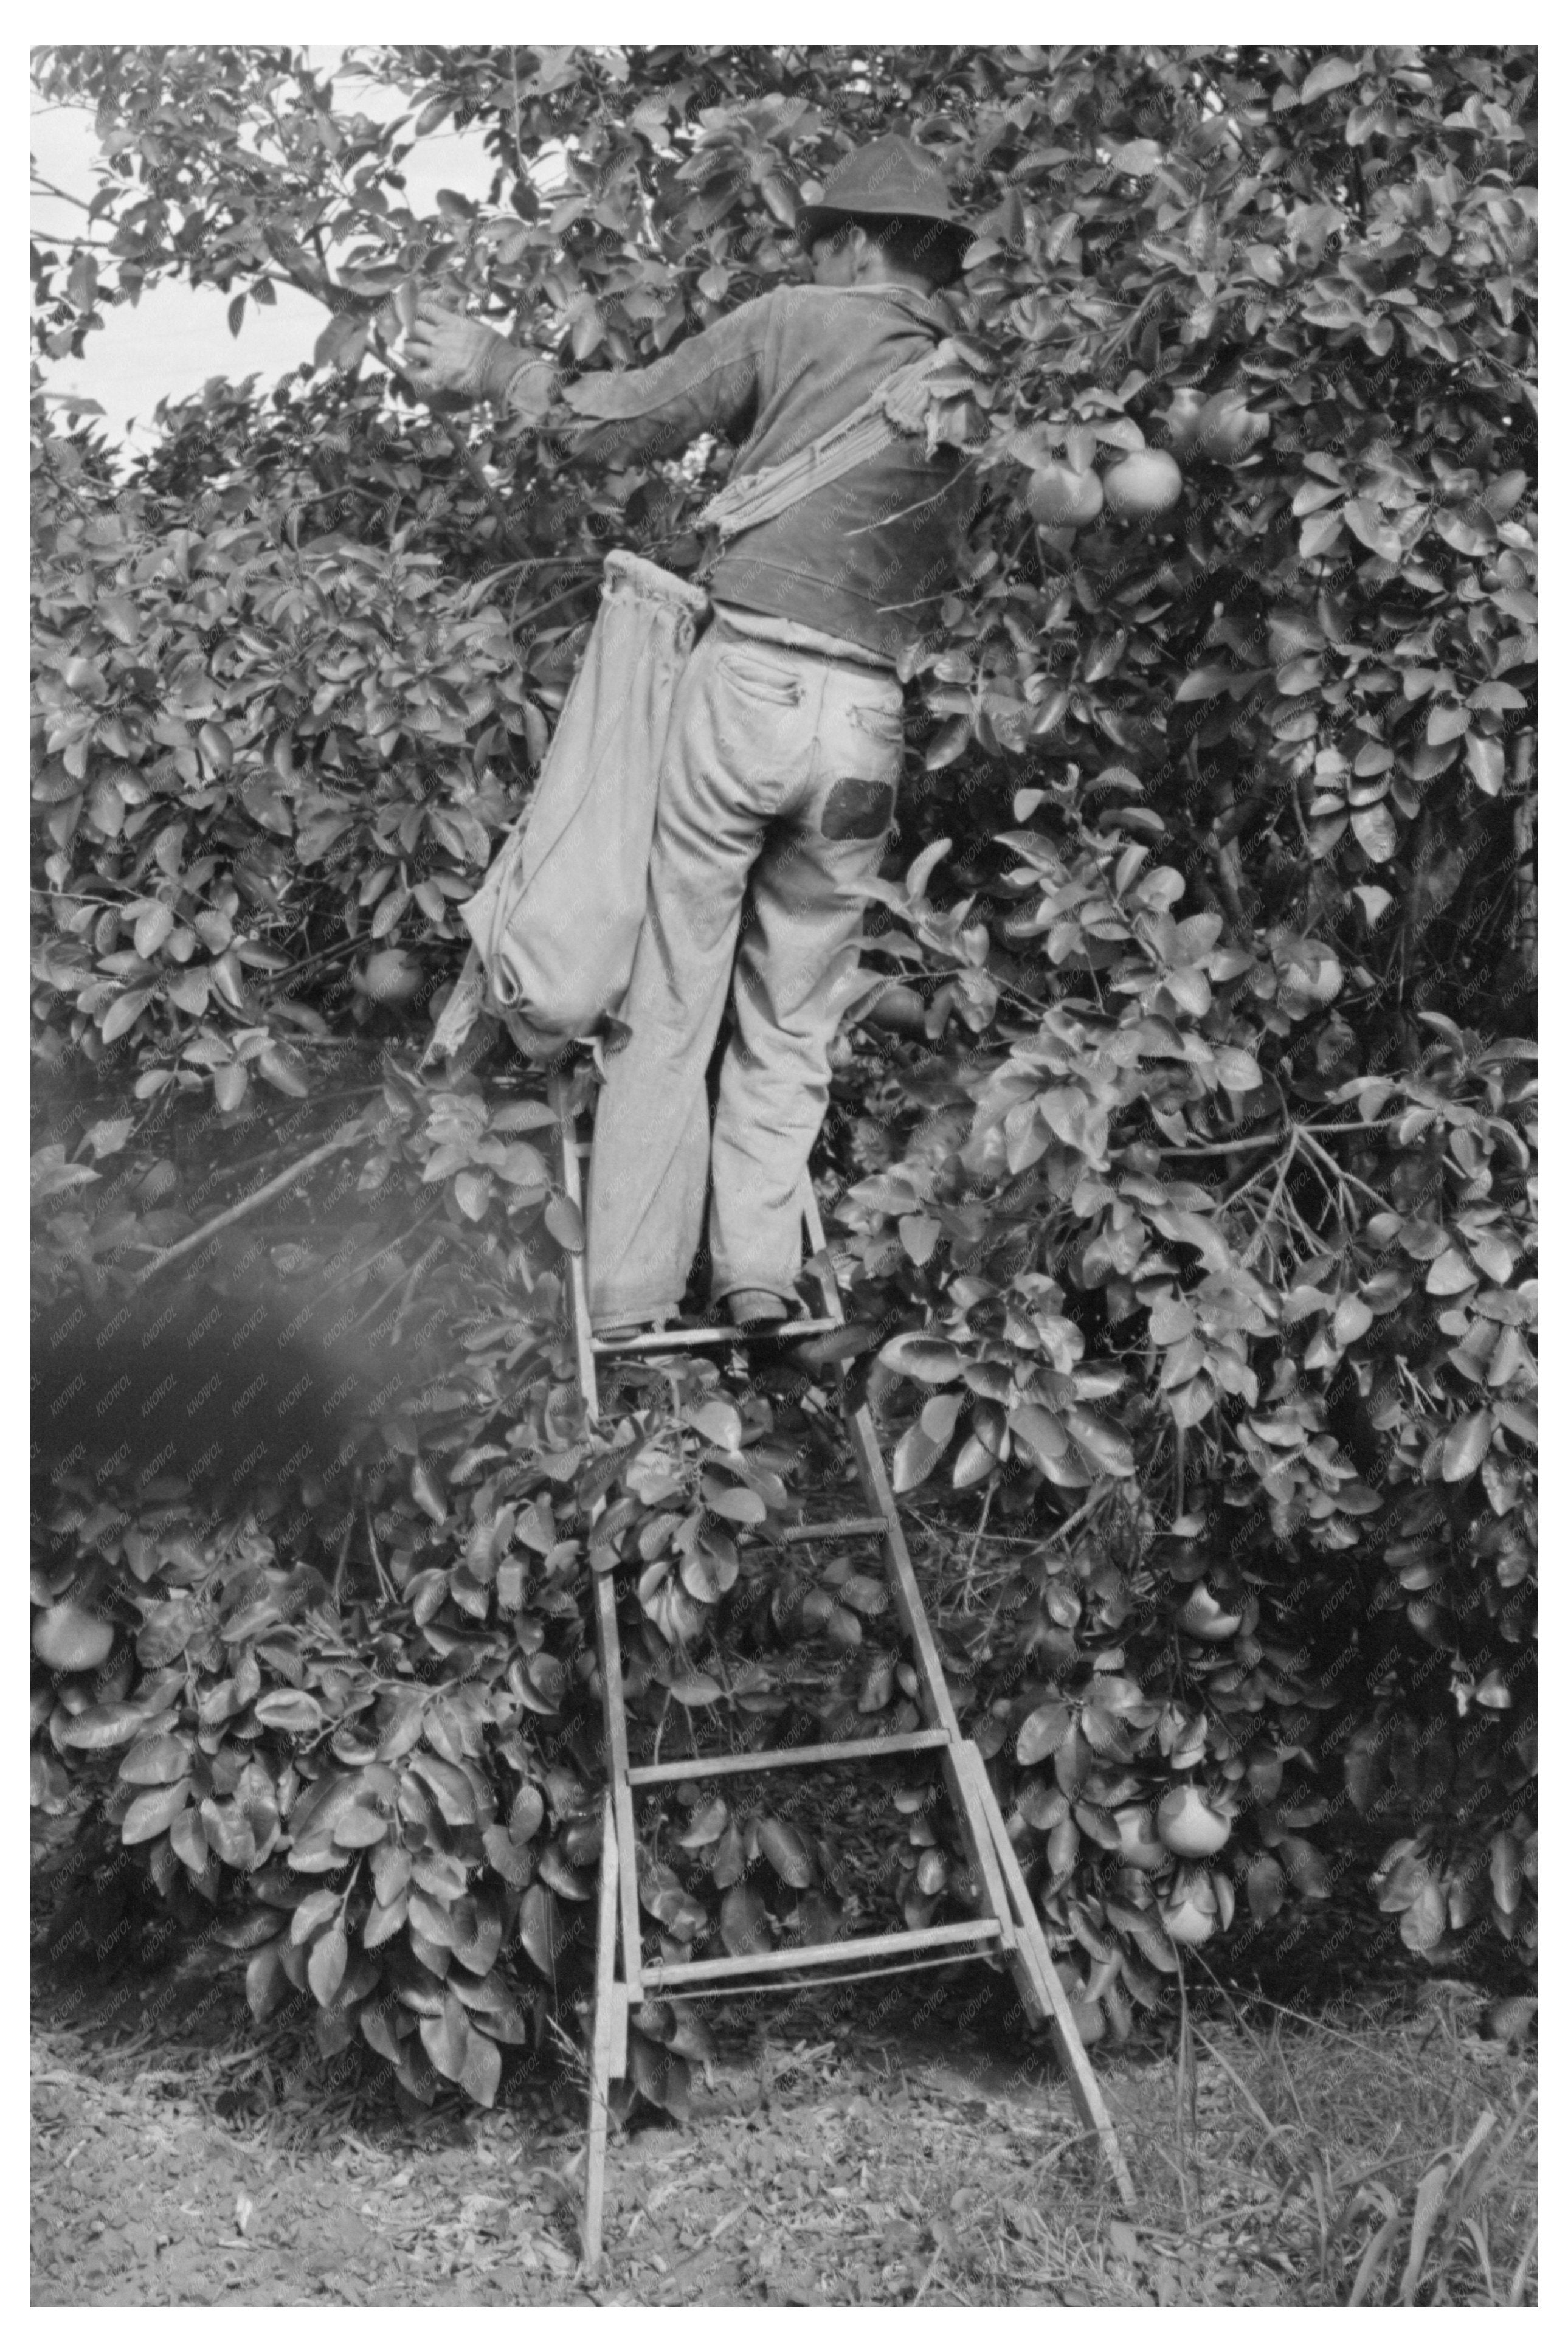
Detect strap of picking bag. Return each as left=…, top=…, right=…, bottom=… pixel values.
left=696, top=337, right=958, bottom=547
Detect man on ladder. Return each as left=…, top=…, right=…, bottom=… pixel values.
left=409, top=142, right=1136, bottom=2261
left=406, top=136, right=978, bottom=1339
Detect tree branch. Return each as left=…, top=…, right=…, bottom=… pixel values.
left=130, top=1116, right=369, bottom=1284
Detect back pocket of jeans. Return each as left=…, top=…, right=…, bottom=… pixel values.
left=849, top=697, right=905, bottom=749
left=717, top=652, right=804, bottom=707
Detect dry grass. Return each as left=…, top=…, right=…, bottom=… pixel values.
left=33, top=1951, right=1536, bottom=2305
left=921, top=1982, right=1539, bottom=2308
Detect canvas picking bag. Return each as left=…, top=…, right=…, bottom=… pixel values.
left=426, top=340, right=954, bottom=1065
left=427, top=550, right=708, bottom=1062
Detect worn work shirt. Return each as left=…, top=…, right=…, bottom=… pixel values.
left=549, top=283, right=973, bottom=662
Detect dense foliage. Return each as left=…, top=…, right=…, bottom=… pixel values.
left=32, top=44, right=1536, bottom=2112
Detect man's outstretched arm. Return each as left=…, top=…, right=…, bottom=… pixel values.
left=401, top=292, right=772, bottom=466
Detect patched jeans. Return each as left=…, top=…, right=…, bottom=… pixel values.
left=585, top=607, right=903, bottom=1328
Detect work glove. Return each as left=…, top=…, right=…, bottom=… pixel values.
left=401, top=296, right=554, bottom=418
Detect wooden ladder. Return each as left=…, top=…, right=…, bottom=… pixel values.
left=551, top=1079, right=1135, bottom=2272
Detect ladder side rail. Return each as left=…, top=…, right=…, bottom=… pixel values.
left=627, top=1726, right=950, bottom=1786
left=845, top=1404, right=962, bottom=1739
left=643, top=1916, right=1003, bottom=1990
left=941, top=1738, right=1017, bottom=1954
left=803, top=1174, right=1020, bottom=1962
left=553, top=1075, right=599, bottom=1420
left=803, top=1172, right=959, bottom=1740
left=592, top=1565, right=644, bottom=2002
left=959, top=1743, right=1136, bottom=2210
left=582, top=1791, right=622, bottom=2272
left=799, top=1179, right=848, bottom=1323
left=555, top=1082, right=643, bottom=1997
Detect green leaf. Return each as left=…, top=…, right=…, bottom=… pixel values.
left=1299, top=54, right=1363, bottom=105
left=333, top=1805, right=389, bottom=1849
left=121, top=1779, right=192, bottom=1844
left=419, top=1989, right=471, bottom=2081
left=1174, top=666, right=1239, bottom=704
left=893, top=1411, right=953, bottom=1494
left=899, top=1214, right=941, bottom=1265
left=254, top=1690, right=324, bottom=1734
left=518, top=1883, right=562, bottom=1979
left=460, top=2026, right=502, bottom=2107
left=1426, top=1249, right=1476, bottom=1296
left=1105, top=137, right=1161, bottom=173
left=120, top=1734, right=192, bottom=1785
left=705, top=1481, right=766, bottom=1526
left=308, top=1925, right=348, bottom=2005
left=710, top=1822, right=746, bottom=1889
left=291, top=1889, right=342, bottom=1946
left=757, top=1816, right=815, bottom=1889
left=689, top=1399, right=743, bottom=1452
left=1246, top=1855, right=1287, bottom=1922
left=482, top=1826, right=536, bottom=1886
left=315, top=311, right=371, bottom=372
left=627, top=2028, right=691, bottom=2119
left=879, top=1334, right=963, bottom=1385
left=1010, top=1403, right=1068, bottom=1470
left=544, top=1194, right=585, bottom=1252
left=677, top=1797, right=729, bottom=1849
left=100, top=986, right=156, bottom=1044
left=55, top=1701, right=145, bottom=1752
left=1442, top=1411, right=1494, bottom=1484
left=666, top=1672, right=724, bottom=1706
left=247, top=1942, right=289, bottom=2023
left=410, top=1459, right=448, bottom=1522
left=720, top=1882, right=772, bottom=1956
left=1065, top=1408, right=1135, bottom=1479
left=1017, top=1700, right=1071, bottom=1765
left=410, top=1755, right=478, bottom=1824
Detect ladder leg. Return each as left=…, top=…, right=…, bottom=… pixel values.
left=551, top=1074, right=598, bottom=1419
left=559, top=1081, right=643, bottom=1998
left=582, top=1794, right=620, bottom=2275
left=942, top=1739, right=1015, bottom=1953
left=962, top=1748, right=1137, bottom=2210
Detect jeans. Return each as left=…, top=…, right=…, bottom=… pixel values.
left=585, top=607, right=903, bottom=1328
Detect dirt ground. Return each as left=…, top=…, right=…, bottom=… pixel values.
left=31, top=1957, right=1536, bottom=2308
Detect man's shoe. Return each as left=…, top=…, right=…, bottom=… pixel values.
left=593, top=1315, right=674, bottom=1344
left=723, top=1288, right=792, bottom=1332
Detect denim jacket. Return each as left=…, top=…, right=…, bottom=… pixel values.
left=553, top=283, right=975, bottom=660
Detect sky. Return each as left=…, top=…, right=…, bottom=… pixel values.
left=30, top=47, right=499, bottom=449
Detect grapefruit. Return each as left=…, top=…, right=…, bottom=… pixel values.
left=33, top=1602, right=114, bottom=1672
left=1114, top=1804, right=1168, bottom=1872
left=1024, top=461, right=1104, bottom=528
left=1156, top=1785, right=1232, bottom=1859
left=864, top=983, right=927, bottom=1037
left=1103, top=449, right=1184, bottom=518
left=1194, top=388, right=1269, bottom=464
left=1162, top=1880, right=1218, bottom=1946
left=356, top=949, right=424, bottom=1005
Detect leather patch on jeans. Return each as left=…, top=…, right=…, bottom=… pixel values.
left=821, top=776, right=895, bottom=841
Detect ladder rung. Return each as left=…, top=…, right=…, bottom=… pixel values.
left=775, top=1513, right=889, bottom=1544
left=642, top=1916, right=1004, bottom=1990
left=626, top=1726, right=950, bottom=1787
left=592, top=1315, right=841, bottom=1356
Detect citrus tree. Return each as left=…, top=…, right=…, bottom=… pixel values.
left=32, top=44, right=1536, bottom=2111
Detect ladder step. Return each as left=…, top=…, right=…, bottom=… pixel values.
left=776, top=1513, right=889, bottom=1544
left=593, top=1315, right=841, bottom=1356
left=627, top=1727, right=950, bottom=1787
left=642, top=1916, right=1005, bottom=1990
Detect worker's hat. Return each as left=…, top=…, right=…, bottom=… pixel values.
left=795, top=134, right=970, bottom=283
